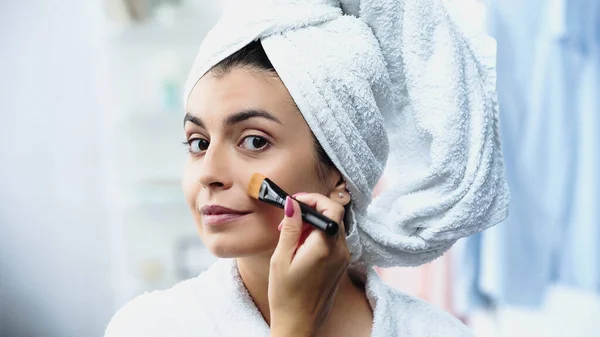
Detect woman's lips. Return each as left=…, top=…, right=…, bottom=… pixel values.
left=202, top=213, right=250, bottom=226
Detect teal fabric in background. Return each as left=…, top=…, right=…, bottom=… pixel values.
left=453, top=0, right=600, bottom=311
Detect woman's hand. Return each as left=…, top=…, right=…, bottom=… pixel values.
left=268, top=193, right=350, bottom=337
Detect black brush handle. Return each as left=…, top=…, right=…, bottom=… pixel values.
left=259, top=178, right=339, bottom=236
left=296, top=200, right=339, bottom=236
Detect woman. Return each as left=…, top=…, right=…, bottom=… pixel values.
left=105, top=0, right=508, bottom=336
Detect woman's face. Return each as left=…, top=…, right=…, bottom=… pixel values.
left=183, top=67, right=332, bottom=258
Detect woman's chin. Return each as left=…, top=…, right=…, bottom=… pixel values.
left=202, top=232, right=278, bottom=259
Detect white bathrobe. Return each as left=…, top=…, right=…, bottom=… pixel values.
left=105, top=259, right=473, bottom=336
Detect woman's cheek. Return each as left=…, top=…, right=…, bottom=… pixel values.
left=182, top=166, right=199, bottom=206
left=259, top=163, right=300, bottom=192
left=258, top=203, right=285, bottom=230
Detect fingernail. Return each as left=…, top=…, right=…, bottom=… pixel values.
left=292, top=192, right=308, bottom=197
left=277, top=222, right=283, bottom=231
left=284, top=196, right=294, bottom=217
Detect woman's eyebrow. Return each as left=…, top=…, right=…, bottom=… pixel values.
left=183, top=109, right=283, bottom=128
left=184, top=113, right=204, bottom=128
left=224, top=109, right=282, bottom=126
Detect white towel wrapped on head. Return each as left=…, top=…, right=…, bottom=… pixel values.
left=184, top=0, right=510, bottom=268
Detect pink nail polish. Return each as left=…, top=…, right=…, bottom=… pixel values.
left=277, top=222, right=283, bottom=231
left=292, top=192, right=308, bottom=197
left=284, top=196, right=294, bottom=217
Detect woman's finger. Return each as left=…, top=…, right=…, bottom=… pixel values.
left=272, top=196, right=303, bottom=261
left=293, top=193, right=348, bottom=243
left=294, top=224, right=335, bottom=262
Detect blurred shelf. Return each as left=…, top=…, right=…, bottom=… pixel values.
left=119, top=178, right=186, bottom=208
left=107, top=1, right=222, bottom=49
left=105, top=0, right=223, bottom=305
left=114, top=109, right=183, bottom=134
left=112, top=110, right=188, bottom=185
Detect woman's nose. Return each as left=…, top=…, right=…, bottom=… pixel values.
left=197, top=145, right=233, bottom=191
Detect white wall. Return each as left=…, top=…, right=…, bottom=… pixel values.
left=0, top=1, right=115, bottom=336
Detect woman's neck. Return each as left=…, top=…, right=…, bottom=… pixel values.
left=236, top=255, right=373, bottom=335
left=237, top=255, right=272, bottom=322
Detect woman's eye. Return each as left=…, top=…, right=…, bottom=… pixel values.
left=188, top=138, right=209, bottom=154
left=241, top=136, right=269, bottom=151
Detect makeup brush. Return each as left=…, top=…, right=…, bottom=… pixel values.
left=247, top=173, right=339, bottom=236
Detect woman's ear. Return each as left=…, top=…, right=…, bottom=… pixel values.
left=328, top=175, right=351, bottom=206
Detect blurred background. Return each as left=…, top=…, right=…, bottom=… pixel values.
left=0, top=0, right=598, bottom=336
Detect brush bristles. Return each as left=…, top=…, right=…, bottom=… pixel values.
left=247, top=173, right=267, bottom=200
